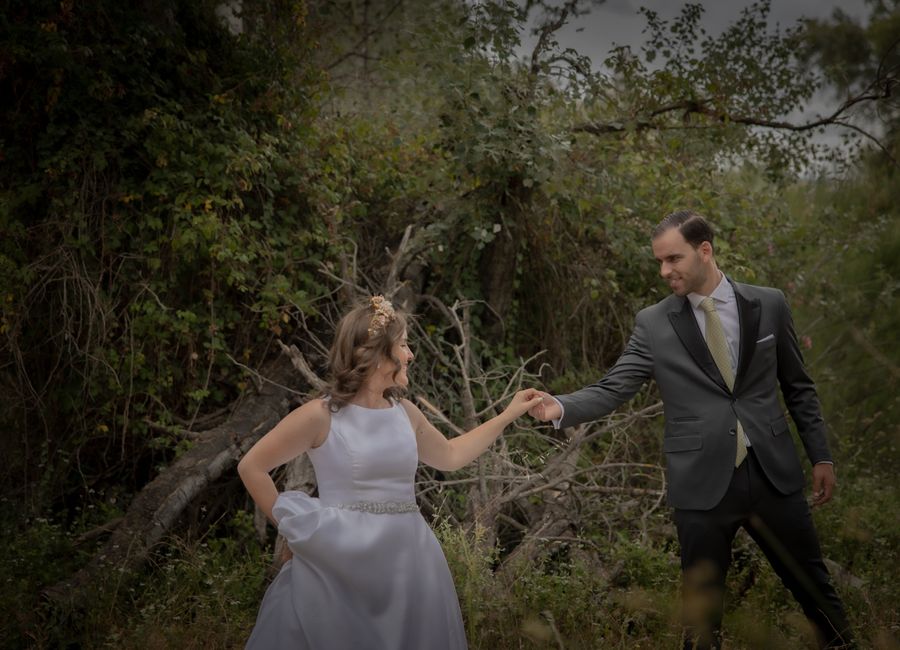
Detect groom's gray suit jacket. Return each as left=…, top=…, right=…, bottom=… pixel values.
left=557, top=279, right=831, bottom=511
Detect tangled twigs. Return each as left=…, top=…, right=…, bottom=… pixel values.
left=411, top=295, right=669, bottom=565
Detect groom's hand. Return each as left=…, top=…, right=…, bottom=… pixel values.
left=527, top=391, right=561, bottom=422
left=811, top=462, right=836, bottom=507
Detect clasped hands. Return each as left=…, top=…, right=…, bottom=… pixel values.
left=524, top=390, right=560, bottom=422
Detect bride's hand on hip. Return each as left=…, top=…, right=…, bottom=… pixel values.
left=279, top=541, right=293, bottom=565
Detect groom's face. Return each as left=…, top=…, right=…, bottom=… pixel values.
left=652, top=228, right=711, bottom=297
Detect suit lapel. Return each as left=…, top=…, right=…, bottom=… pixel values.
left=668, top=298, right=729, bottom=392
left=732, top=282, right=761, bottom=390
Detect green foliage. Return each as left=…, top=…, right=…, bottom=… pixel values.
left=0, top=0, right=336, bottom=505
left=798, top=0, right=900, bottom=164
left=0, top=507, right=267, bottom=649
left=100, top=512, right=267, bottom=649
left=437, top=514, right=900, bottom=648
left=0, top=511, right=84, bottom=648
left=815, top=475, right=900, bottom=625
left=774, top=177, right=899, bottom=472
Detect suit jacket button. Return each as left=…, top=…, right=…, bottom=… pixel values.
left=729, top=428, right=736, bottom=435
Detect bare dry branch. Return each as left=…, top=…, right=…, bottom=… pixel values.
left=143, top=418, right=201, bottom=440
left=416, top=395, right=465, bottom=436
left=384, top=224, right=415, bottom=294
left=45, top=356, right=300, bottom=607
left=275, top=340, right=328, bottom=392
left=324, top=0, right=404, bottom=71
left=530, top=3, right=574, bottom=77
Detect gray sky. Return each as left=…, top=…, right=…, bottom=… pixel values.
left=535, top=0, right=868, bottom=66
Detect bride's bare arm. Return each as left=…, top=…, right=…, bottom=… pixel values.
left=403, top=390, right=542, bottom=472
left=237, top=398, right=331, bottom=524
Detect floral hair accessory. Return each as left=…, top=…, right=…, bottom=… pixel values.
left=368, top=295, right=396, bottom=338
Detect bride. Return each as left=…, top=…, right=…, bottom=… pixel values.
left=238, top=295, right=541, bottom=649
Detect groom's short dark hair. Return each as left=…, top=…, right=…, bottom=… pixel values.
left=652, top=210, right=715, bottom=250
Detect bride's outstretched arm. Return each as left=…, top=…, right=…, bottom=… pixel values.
left=237, top=398, right=330, bottom=524
left=404, top=390, right=542, bottom=472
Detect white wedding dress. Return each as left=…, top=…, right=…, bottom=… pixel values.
left=246, top=401, right=468, bottom=649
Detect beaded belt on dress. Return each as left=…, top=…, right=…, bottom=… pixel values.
left=337, top=500, right=418, bottom=514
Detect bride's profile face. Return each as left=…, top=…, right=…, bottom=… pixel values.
left=383, top=330, right=413, bottom=388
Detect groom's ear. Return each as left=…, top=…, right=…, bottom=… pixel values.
left=698, top=240, right=713, bottom=260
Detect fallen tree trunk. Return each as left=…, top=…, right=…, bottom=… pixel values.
left=45, top=355, right=303, bottom=607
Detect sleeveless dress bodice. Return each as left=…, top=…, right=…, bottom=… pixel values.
left=310, top=403, right=417, bottom=506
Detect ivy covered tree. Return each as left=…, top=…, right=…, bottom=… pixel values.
left=0, top=0, right=330, bottom=503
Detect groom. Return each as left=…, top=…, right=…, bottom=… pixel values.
left=529, top=211, right=853, bottom=648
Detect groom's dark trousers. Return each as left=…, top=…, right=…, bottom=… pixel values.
left=554, top=279, right=853, bottom=648
left=674, top=448, right=850, bottom=648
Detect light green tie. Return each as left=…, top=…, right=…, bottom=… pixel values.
left=700, top=297, right=748, bottom=468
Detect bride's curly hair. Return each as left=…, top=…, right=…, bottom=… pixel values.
left=324, top=298, right=409, bottom=412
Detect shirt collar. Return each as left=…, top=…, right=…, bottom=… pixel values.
left=687, top=271, right=733, bottom=309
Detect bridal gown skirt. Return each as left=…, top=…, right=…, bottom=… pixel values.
left=245, top=402, right=467, bottom=650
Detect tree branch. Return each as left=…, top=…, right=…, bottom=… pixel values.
left=324, top=0, right=404, bottom=71
left=572, top=75, right=896, bottom=165
left=529, top=3, right=575, bottom=77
